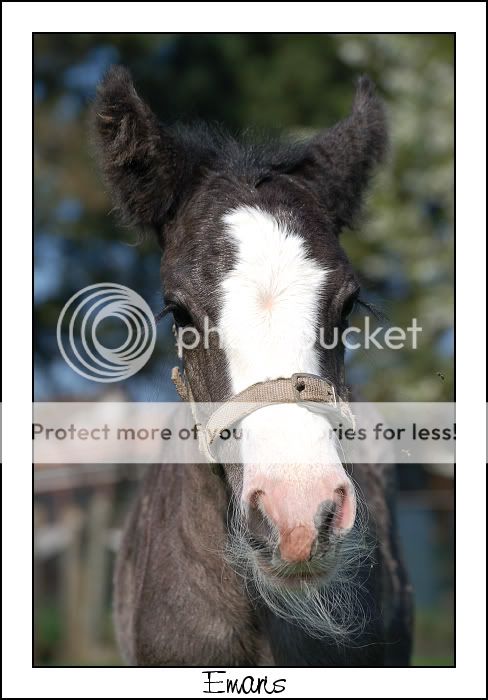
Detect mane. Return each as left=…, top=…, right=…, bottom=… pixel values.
left=167, top=121, right=310, bottom=180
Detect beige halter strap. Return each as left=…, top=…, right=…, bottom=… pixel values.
left=171, top=367, right=355, bottom=464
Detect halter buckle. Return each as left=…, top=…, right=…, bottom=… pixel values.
left=291, top=372, right=337, bottom=406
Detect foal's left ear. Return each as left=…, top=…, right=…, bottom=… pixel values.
left=297, top=76, right=388, bottom=233
left=91, top=65, right=203, bottom=237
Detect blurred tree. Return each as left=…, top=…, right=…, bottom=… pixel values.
left=34, top=34, right=453, bottom=400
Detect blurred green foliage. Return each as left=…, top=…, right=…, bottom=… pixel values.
left=34, top=34, right=453, bottom=400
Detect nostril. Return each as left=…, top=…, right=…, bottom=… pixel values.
left=323, top=501, right=337, bottom=529
left=335, top=486, right=346, bottom=516
left=333, top=482, right=356, bottom=532
left=248, top=489, right=264, bottom=510
left=315, top=499, right=337, bottom=547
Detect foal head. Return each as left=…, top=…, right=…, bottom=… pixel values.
left=93, top=66, right=387, bottom=600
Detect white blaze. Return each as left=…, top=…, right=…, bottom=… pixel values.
left=218, top=206, right=344, bottom=478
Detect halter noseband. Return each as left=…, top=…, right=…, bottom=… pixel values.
left=172, top=367, right=354, bottom=464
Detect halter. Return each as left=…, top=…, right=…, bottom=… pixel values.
left=172, top=367, right=355, bottom=464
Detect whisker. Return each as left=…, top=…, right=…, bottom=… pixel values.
left=225, top=493, right=374, bottom=642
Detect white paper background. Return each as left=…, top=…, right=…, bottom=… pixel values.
left=3, top=3, right=486, bottom=698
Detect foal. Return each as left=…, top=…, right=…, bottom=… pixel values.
left=93, top=66, right=413, bottom=666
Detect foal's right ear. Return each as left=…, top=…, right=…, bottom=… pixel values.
left=91, top=66, right=196, bottom=236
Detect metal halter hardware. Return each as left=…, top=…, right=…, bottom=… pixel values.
left=171, top=366, right=355, bottom=464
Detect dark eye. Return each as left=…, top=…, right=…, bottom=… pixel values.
left=341, top=291, right=360, bottom=321
left=170, top=304, right=193, bottom=328
left=158, top=300, right=194, bottom=328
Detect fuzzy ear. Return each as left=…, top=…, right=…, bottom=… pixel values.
left=297, top=76, right=388, bottom=232
left=91, top=66, right=198, bottom=233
